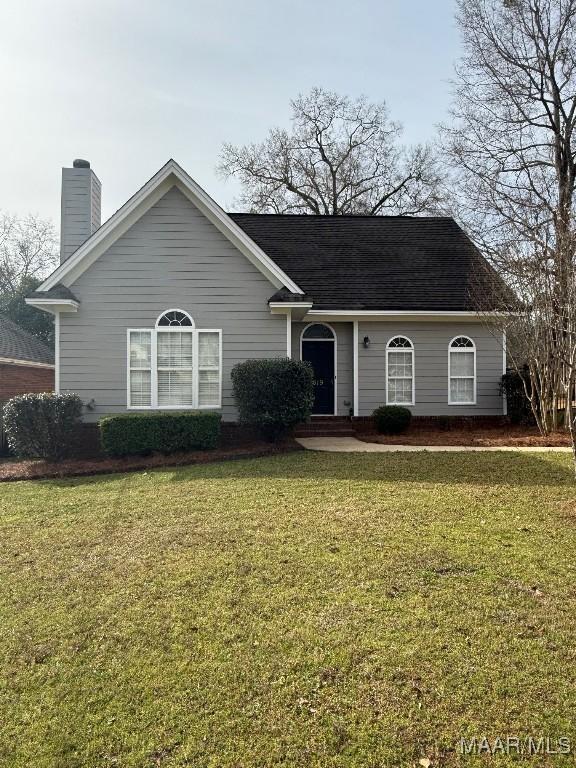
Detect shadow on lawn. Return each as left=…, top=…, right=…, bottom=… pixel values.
left=166, top=449, right=576, bottom=488
left=45, top=449, right=575, bottom=489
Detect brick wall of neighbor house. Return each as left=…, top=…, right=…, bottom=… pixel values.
left=0, top=364, right=54, bottom=401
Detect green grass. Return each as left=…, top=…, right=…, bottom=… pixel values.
left=1, top=451, right=576, bottom=767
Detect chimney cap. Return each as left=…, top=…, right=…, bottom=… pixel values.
left=72, top=158, right=90, bottom=168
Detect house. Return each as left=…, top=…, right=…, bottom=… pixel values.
left=27, top=159, right=506, bottom=423
left=0, top=317, right=54, bottom=402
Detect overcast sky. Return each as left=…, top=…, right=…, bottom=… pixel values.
left=0, top=0, right=460, bottom=228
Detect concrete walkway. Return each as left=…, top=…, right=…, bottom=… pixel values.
left=296, top=436, right=573, bottom=453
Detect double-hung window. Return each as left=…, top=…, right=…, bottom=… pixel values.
left=386, top=336, right=415, bottom=405
left=128, top=310, right=222, bottom=409
left=448, top=336, right=476, bottom=404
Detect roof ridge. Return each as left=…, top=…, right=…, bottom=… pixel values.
left=228, top=212, right=454, bottom=220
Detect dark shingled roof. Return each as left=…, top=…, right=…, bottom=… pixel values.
left=27, top=283, right=79, bottom=302
left=230, top=214, right=502, bottom=311
left=0, top=317, right=54, bottom=365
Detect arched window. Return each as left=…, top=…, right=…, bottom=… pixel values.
left=302, top=323, right=335, bottom=340
left=386, top=336, right=414, bottom=405
left=128, top=310, right=221, bottom=410
left=156, top=309, right=194, bottom=327
left=448, top=336, right=476, bottom=404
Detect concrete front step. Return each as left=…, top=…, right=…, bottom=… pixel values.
left=294, top=431, right=356, bottom=438
left=294, top=422, right=356, bottom=438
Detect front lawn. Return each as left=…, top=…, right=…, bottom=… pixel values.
left=1, top=452, right=575, bottom=767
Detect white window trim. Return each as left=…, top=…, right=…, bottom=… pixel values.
left=155, top=308, right=195, bottom=328
left=300, top=322, right=338, bottom=416
left=448, top=335, right=477, bottom=406
left=127, top=326, right=222, bottom=410
left=386, top=336, right=415, bottom=406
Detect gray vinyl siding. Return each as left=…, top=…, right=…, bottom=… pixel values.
left=59, top=186, right=286, bottom=421
left=60, top=167, right=101, bottom=262
left=291, top=322, right=353, bottom=416
left=357, top=322, right=504, bottom=416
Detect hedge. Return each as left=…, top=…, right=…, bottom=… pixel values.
left=3, top=392, right=83, bottom=461
left=372, top=405, right=412, bottom=434
left=231, top=358, right=314, bottom=441
left=99, top=411, right=221, bottom=457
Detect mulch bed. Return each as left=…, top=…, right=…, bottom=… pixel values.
left=357, top=425, right=572, bottom=447
left=0, top=440, right=302, bottom=483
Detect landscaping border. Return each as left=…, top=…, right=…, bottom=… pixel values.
left=0, top=441, right=302, bottom=483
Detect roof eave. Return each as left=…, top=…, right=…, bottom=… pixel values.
left=301, top=309, right=507, bottom=322
left=0, top=356, right=54, bottom=369
left=25, top=298, right=79, bottom=314
left=36, top=160, right=304, bottom=296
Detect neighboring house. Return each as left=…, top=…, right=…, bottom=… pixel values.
left=0, top=317, right=54, bottom=401
left=27, top=159, right=506, bottom=423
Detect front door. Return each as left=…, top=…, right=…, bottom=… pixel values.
left=302, top=339, right=335, bottom=414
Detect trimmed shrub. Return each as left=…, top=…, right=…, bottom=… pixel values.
left=373, top=405, right=412, bottom=434
left=99, top=411, right=221, bottom=457
left=231, top=358, right=314, bottom=441
left=3, top=392, right=83, bottom=461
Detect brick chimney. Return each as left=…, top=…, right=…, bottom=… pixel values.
left=60, top=159, right=101, bottom=263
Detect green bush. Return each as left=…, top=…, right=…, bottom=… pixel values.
left=373, top=405, right=412, bottom=434
left=99, top=411, right=221, bottom=457
left=3, top=392, right=83, bottom=461
left=231, top=358, right=314, bottom=441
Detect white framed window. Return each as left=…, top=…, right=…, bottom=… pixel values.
left=386, top=336, right=415, bottom=405
left=127, top=310, right=222, bottom=410
left=448, top=336, right=476, bottom=405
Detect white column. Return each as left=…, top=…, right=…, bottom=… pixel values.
left=286, top=310, right=292, bottom=358
left=54, top=311, right=60, bottom=393
left=353, top=320, right=359, bottom=417
left=502, top=329, right=507, bottom=415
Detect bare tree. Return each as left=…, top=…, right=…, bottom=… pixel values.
left=0, top=212, right=58, bottom=296
left=0, top=212, right=58, bottom=343
left=443, top=0, right=576, bottom=463
left=218, top=88, right=444, bottom=215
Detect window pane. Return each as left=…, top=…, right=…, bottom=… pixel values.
left=388, top=351, right=412, bottom=377
left=388, top=336, right=412, bottom=348
left=130, top=370, right=151, bottom=406
left=199, top=370, right=220, bottom=407
left=303, top=324, right=334, bottom=339
left=198, top=332, right=219, bottom=368
left=130, top=331, right=151, bottom=369
left=451, top=351, right=474, bottom=377
left=157, top=332, right=193, bottom=368
left=158, top=370, right=194, bottom=406
left=450, top=378, right=474, bottom=403
left=451, top=336, right=473, bottom=348
left=388, top=378, right=412, bottom=403
left=157, top=310, right=193, bottom=327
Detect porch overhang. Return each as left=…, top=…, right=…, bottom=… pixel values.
left=269, top=301, right=313, bottom=322
left=299, top=310, right=502, bottom=323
